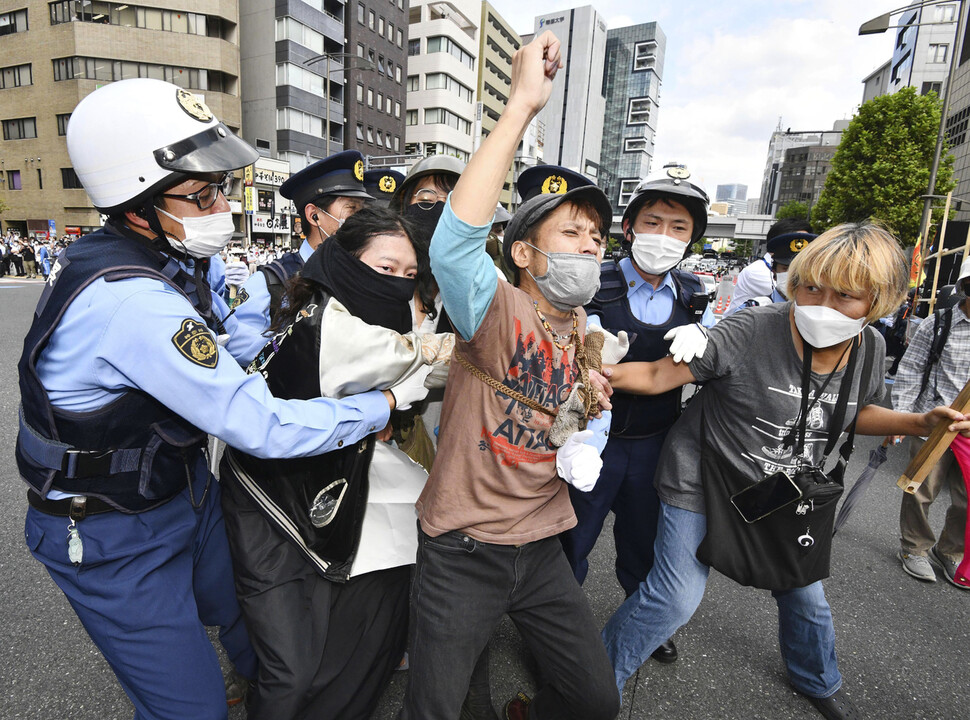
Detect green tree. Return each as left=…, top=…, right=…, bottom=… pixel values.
left=776, top=200, right=809, bottom=220
left=812, top=86, right=955, bottom=246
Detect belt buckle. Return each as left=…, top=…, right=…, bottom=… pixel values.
left=64, top=449, right=114, bottom=478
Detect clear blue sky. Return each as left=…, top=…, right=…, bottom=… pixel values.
left=490, top=0, right=900, bottom=202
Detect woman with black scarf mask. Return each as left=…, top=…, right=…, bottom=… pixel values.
left=218, top=206, right=452, bottom=720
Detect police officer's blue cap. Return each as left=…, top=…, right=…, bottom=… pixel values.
left=516, top=165, right=594, bottom=203
left=280, top=150, right=372, bottom=210
left=363, top=169, right=405, bottom=206
left=502, top=185, right=612, bottom=267
left=767, top=231, right=817, bottom=265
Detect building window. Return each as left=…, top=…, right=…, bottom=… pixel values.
left=378, top=54, right=385, bottom=75
left=387, top=21, right=394, bottom=42
left=408, top=38, right=420, bottom=56
left=407, top=75, right=419, bottom=91
left=376, top=130, right=383, bottom=148
left=357, top=43, right=364, bottom=58
left=357, top=2, right=364, bottom=24
left=424, top=107, right=472, bottom=134
left=356, top=83, right=364, bottom=102
left=378, top=17, right=384, bottom=36
left=0, top=63, right=31, bottom=90
left=52, top=56, right=226, bottom=92
left=367, top=88, right=373, bottom=107
left=628, top=97, right=651, bottom=125
left=406, top=109, right=418, bottom=125
left=394, top=101, right=401, bottom=118
left=56, top=113, right=71, bottom=135
left=395, top=66, right=402, bottom=83
left=356, top=123, right=364, bottom=141
left=61, top=167, right=83, bottom=189
left=427, top=36, right=474, bottom=69
left=368, top=9, right=374, bottom=30
left=49, top=4, right=211, bottom=37
left=7, top=170, right=22, bottom=190
left=276, top=107, right=324, bottom=136
left=633, top=41, right=657, bottom=72
left=624, top=137, right=649, bottom=153
left=426, top=72, right=473, bottom=103
left=397, top=28, right=403, bottom=47
left=367, top=126, right=374, bottom=144
left=277, top=62, right=325, bottom=96
left=922, top=81, right=943, bottom=95
left=377, top=92, right=384, bottom=111
left=2, top=117, right=37, bottom=140
left=618, top=179, right=640, bottom=207
left=386, top=96, right=393, bottom=114
left=936, top=3, right=956, bottom=22
left=929, top=43, right=949, bottom=63
left=394, top=135, right=400, bottom=152
left=0, top=8, right=28, bottom=35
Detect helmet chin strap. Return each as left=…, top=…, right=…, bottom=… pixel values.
left=141, top=197, right=192, bottom=262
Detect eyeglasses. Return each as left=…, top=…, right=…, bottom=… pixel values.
left=161, top=173, right=236, bottom=211
left=412, top=188, right=448, bottom=209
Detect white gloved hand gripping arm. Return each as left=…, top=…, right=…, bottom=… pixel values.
left=556, top=429, right=604, bottom=492
left=586, top=323, right=631, bottom=365
left=663, top=323, right=708, bottom=364
left=388, top=364, right=433, bottom=411
left=224, top=261, right=250, bottom=287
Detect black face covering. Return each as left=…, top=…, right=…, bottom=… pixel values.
left=301, top=237, right=416, bottom=333
left=403, top=201, right=446, bottom=244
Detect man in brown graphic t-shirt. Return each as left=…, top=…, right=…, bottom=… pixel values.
left=398, top=31, right=620, bottom=720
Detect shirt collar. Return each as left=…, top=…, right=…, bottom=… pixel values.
left=299, top=239, right=314, bottom=262
left=618, top=257, right=676, bottom=298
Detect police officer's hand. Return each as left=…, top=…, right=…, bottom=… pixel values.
left=588, top=324, right=630, bottom=364
left=389, top=365, right=434, bottom=412
left=556, top=430, right=603, bottom=492
left=664, top=323, right=709, bottom=364
left=508, top=31, right=562, bottom=119
left=224, top=261, right=250, bottom=286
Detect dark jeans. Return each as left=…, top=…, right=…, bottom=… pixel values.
left=399, top=527, right=619, bottom=720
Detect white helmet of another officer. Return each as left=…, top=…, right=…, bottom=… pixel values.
left=67, top=78, right=258, bottom=214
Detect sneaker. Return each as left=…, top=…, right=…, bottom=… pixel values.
left=224, top=667, right=254, bottom=708
left=503, top=691, right=531, bottom=720
left=800, top=687, right=861, bottom=720
left=929, top=546, right=970, bottom=590
left=898, top=551, right=936, bottom=582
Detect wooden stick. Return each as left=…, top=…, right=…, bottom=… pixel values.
left=898, top=379, right=970, bottom=493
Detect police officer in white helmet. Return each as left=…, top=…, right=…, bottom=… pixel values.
left=16, top=79, right=427, bottom=718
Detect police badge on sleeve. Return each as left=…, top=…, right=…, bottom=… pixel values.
left=172, top=319, right=219, bottom=368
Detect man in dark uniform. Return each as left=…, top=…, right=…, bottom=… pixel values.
left=233, top=150, right=373, bottom=334
left=561, top=166, right=711, bottom=664
left=364, top=168, right=406, bottom=207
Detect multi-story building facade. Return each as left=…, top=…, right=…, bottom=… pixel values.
left=405, top=0, right=479, bottom=163
left=476, top=1, right=519, bottom=206
left=862, top=60, right=891, bottom=104
left=532, top=6, right=607, bottom=180
left=599, top=22, right=665, bottom=211
left=774, top=144, right=838, bottom=215
left=0, top=1, right=243, bottom=237
left=757, top=120, right=846, bottom=216
left=715, top=183, right=748, bottom=216
left=942, top=1, right=970, bottom=222
left=241, top=0, right=347, bottom=173
left=345, top=0, right=408, bottom=159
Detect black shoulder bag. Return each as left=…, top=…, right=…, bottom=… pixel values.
left=695, top=330, right=875, bottom=590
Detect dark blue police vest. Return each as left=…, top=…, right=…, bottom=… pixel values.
left=587, top=261, right=703, bottom=438
left=258, top=250, right=306, bottom=321
left=16, top=227, right=209, bottom=512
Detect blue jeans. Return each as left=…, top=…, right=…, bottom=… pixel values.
left=602, top=502, right=842, bottom=699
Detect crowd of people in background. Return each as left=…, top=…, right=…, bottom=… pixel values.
left=1, top=230, right=66, bottom=280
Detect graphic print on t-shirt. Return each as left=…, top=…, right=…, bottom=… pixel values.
left=478, top=316, right=577, bottom=468
left=745, top=382, right=856, bottom=476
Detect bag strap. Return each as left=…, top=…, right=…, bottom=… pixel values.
left=919, top=306, right=951, bottom=398
left=785, top=338, right=855, bottom=455
left=829, top=327, right=876, bottom=486
left=454, top=352, right=556, bottom=418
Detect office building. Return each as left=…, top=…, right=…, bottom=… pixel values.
left=476, top=1, right=519, bottom=206
left=532, top=6, right=608, bottom=180
left=241, top=0, right=349, bottom=173
left=405, top=0, right=479, bottom=163
left=862, top=60, right=891, bottom=104
left=757, top=120, right=846, bottom=216
left=0, top=1, right=243, bottom=237
left=942, top=1, right=970, bottom=221
left=345, top=0, right=408, bottom=159
left=599, top=21, right=665, bottom=210
left=715, top=183, right=747, bottom=216
left=774, top=143, right=838, bottom=214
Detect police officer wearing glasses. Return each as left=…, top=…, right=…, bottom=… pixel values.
left=16, top=79, right=424, bottom=720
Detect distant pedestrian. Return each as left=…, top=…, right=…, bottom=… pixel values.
left=22, top=241, right=36, bottom=278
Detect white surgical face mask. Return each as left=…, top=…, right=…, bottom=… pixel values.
left=156, top=207, right=234, bottom=259
left=793, top=301, right=867, bottom=348
left=524, top=242, right=601, bottom=312
left=631, top=233, right=688, bottom=275
left=317, top=208, right=346, bottom=239
left=774, top=271, right=789, bottom=298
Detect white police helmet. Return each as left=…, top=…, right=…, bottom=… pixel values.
left=67, top=79, right=258, bottom=213
left=622, top=164, right=710, bottom=243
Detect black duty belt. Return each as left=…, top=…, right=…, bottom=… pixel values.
left=27, top=490, right=116, bottom=519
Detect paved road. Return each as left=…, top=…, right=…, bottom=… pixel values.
left=1, top=278, right=967, bottom=720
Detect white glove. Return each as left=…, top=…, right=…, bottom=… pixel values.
left=588, top=324, right=631, bottom=365
left=224, top=261, right=250, bottom=286
left=389, top=365, right=434, bottom=411
left=555, top=430, right=603, bottom=492
left=664, top=323, right=708, bottom=364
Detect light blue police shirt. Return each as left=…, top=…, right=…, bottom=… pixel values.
left=233, top=239, right=315, bottom=337
left=35, top=268, right=390, bottom=464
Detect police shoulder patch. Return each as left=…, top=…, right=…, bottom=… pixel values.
left=172, top=319, right=219, bottom=368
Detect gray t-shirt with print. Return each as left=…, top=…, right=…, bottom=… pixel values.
left=655, top=302, right=886, bottom=514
